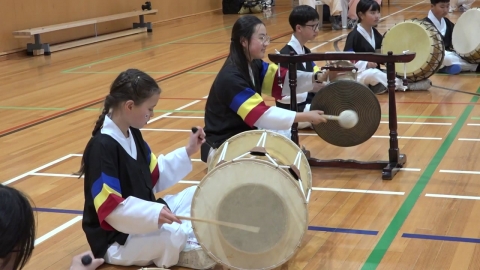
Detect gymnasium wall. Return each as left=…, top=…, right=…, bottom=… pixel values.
left=0, top=0, right=224, bottom=55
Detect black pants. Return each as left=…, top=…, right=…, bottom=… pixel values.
left=275, top=91, right=314, bottom=111
left=200, top=142, right=211, bottom=163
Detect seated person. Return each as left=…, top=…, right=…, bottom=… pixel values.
left=201, top=15, right=338, bottom=164
left=423, top=0, right=479, bottom=74
left=344, top=0, right=432, bottom=94
left=275, top=5, right=325, bottom=132
left=348, top=0, right=382, bottom=28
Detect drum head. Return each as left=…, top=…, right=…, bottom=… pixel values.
left=310, top=80, right=381, bottom=147
left=208, top=130, right=312, bottom=200
left=382, top=19, right=444, bottom=80
left=192, top=159, right=308, bottom=270
left=453, top=8, right=480, bottom=57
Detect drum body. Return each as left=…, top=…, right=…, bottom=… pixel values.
left=382, top=19, right=445, bottom=82
left=208, top=130, right=312, bottom=203
left=452, top=8, right=480, bottom=64
left=191, top=159, right=308, bottom=270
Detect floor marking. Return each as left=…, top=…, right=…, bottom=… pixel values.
left=425, top=193, right=480, bottom=200
left=439, top=169, right=480, bottom=175
left=34, top=216, right=82, bottom=246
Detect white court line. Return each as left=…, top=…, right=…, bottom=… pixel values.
left=467, top=123, right=480, bottom=126
left=425, top=194, right=480, bottom=200
left=29, top=161, right=413, bottom=195
left=147, top=95, right=208, bottom=124
left=312, top=187, right=404, bottom=195
left=2, top=154, right=76, bottom=186
left=439, top=169, right=480, bottom=175
left=34, top=216, right=82, bottom=246
left=140, top=128, right=442, bottom=140
left=458, top=138, right=480, bottom=141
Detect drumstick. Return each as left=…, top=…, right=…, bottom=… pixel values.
left=191, top=127, right=214, bottom=149
left=177, top=215, right=260, bottom=233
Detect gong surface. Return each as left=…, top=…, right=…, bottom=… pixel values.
left=310, top=80, right=381, bottom=147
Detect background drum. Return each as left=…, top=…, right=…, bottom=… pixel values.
left=207, top=130, right=312, bottom=203
left=191, top=159, right=308, bottom=270
left=452, top=8, right=480, bottom=64
left=382, top=18, right=445, bottom=82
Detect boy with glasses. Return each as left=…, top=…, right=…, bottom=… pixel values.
left=274, top=5, right=324, bottom=131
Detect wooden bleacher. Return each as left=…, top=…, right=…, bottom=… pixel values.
left=13, top=9, right=158, bottom=56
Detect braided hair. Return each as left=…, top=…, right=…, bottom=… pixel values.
left=77, top=69, right=161, bottom=177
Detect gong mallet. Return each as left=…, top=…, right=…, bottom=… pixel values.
left=176, top=215, right=260, bottom=233
left=323, top=110, right=359, bottom=129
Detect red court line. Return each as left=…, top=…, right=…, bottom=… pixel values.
left=0, top=31, right=292, bottom=138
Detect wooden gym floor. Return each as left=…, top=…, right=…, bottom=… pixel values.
left=1, top=1, right=480, bottom=269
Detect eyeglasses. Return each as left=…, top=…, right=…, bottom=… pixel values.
left=304, top=23, right=320, bottom=31
left=258, top=35, right=271, bottom=45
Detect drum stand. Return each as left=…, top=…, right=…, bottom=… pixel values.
left=268, top=51, right=416, bottom=180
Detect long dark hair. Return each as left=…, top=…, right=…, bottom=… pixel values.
left=0, top=185, right=36, bottom=270
left=225, top=15, right=265, bottom=89
left=77, top=69, right=161, bottom=177
left=356, top=0, right=381, bottom=23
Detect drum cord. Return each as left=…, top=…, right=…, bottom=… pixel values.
left=430, top=84, right=480, bottom=97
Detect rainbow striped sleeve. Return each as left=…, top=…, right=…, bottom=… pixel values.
left=259, top=61, right=288, bottom=100
left=145, top=142, right=160, bottom=187
left=229, top=88, right=270, bottom=127
left=91, top=173, right=124, bottom=230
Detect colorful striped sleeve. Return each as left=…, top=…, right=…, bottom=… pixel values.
left=91, top=172, right=125, bottom=230
left=145, top=142, right=160, bottom=187
left=229, top=88, right=270, bottom=128
left=259, top=61, right=288, bottom=100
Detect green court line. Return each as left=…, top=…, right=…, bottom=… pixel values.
left=470, top=117, right=480, bottom=120
left=61, top=11, right=291, bottom=73
left=361, top=86, right=480, bottom=270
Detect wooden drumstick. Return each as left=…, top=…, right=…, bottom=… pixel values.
left=176, top=215, right=260, bottom=233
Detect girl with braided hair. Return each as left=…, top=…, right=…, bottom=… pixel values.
left=78, top=69, right=216, bottom=269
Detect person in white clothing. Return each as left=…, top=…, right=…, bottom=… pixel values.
left=344, top=0, right=432, bottom=94
left=78, top=69, right=216, bottom=269
left=423, top=0, right=479, bottom=74
left=274, top=5, right=326, bottom=135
